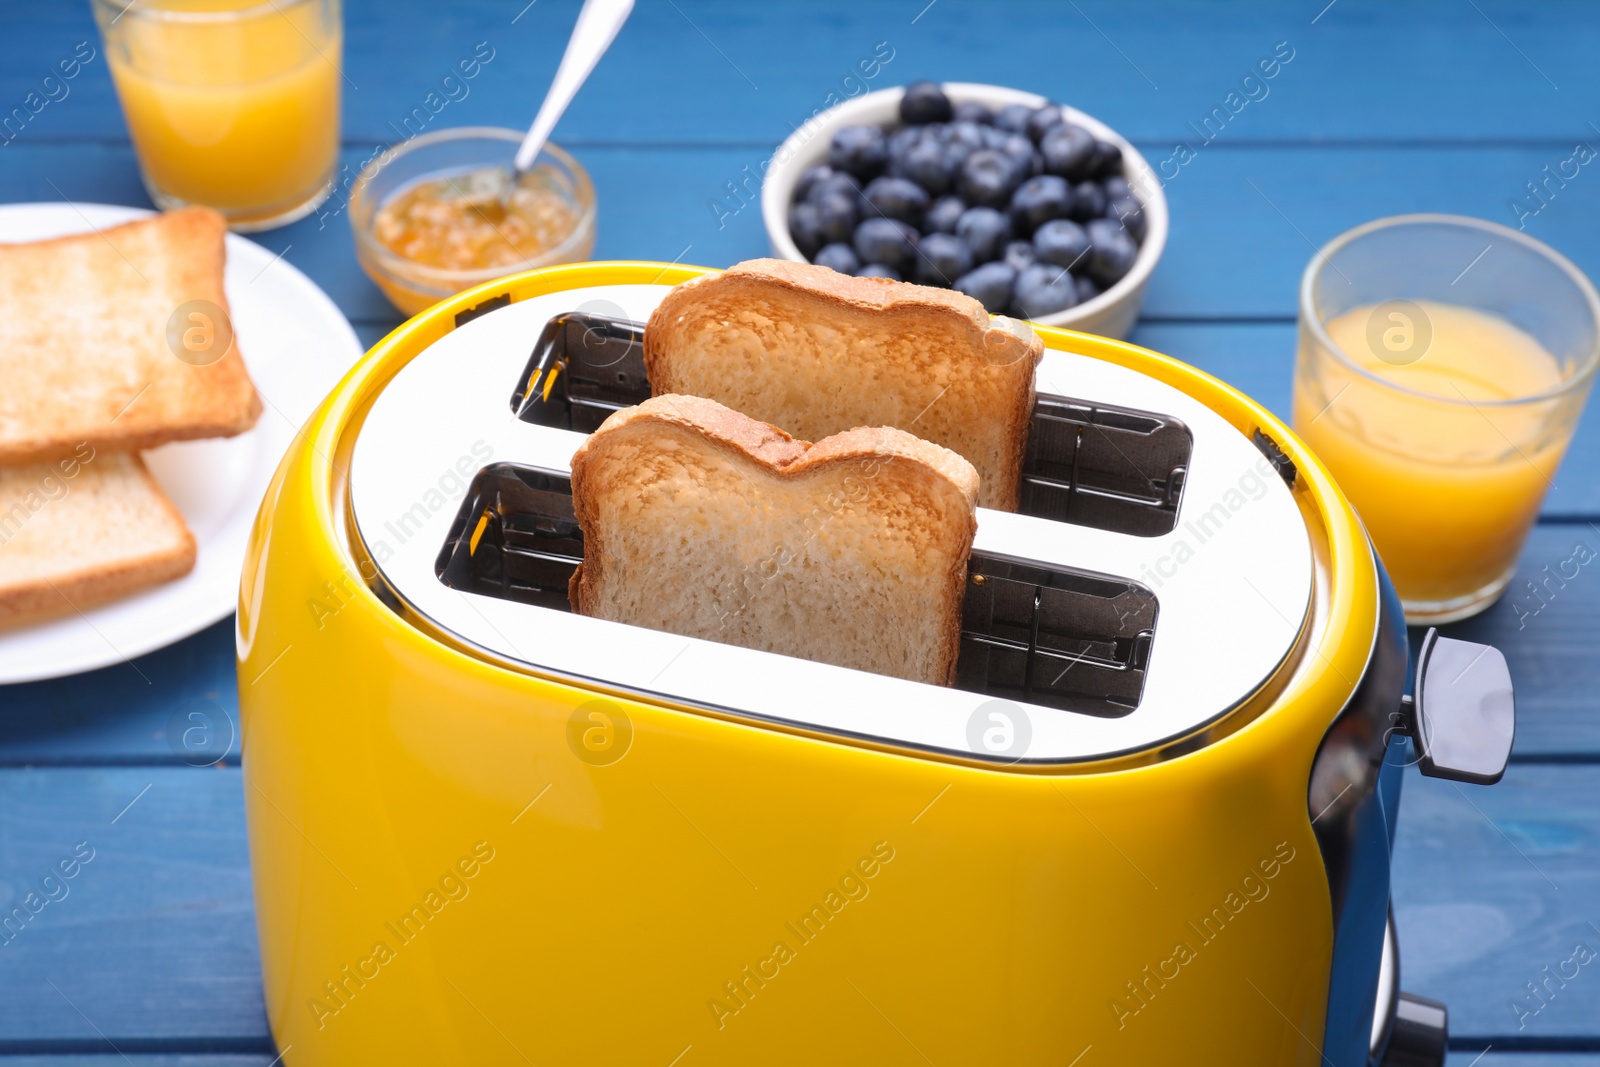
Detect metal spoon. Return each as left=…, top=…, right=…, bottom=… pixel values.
left=450, top=0, right=634, bottom=210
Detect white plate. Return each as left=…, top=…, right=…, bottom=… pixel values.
left=0, top=203, right=364, bottom=684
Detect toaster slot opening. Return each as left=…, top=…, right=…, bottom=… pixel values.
left=957, top=554, right=1155, bottom=717
left=1020, top=397, right=1191, bottom=537
left=435, top=463, right=583, bottom=611
left=511, top=312, right=648, bottom=433
left=507, top=311, right=1191, bottom=539
left=436, top=464, right=1158, bottom=717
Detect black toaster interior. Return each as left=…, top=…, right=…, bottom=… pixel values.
left=434, top=463, right=1157, bottom=718
left=509, top=312, right=1193, bottom=538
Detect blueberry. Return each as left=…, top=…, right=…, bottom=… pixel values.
left=853, top=217, right=919, bottom=274
left=1026, top=105, right=1065, bottom=144
left=863, top=176, right=930, bottom=226
left=957, top=149, right=1020, bottom=208
left=1004, top=240, right=1037, bottom=273
left=954, top=261, right=1018, bottom=313
left=830, top=125, right=889, bottom=180
left=899, top=80, right=953, bottom=125
left=814, top=243, right=861, bottom=275
left=1013, top=263, right=1081, bottom=319
left=924, top=195, right=967, bottom=234
left=1085, top=217, right=1139, bottom=286
left=951, top=100, right=994, bottom=125
left=1103, top=175, right=1132, bottom=200
left=1075, top=274, right=1103, bottom=305
left=978, top=125, right=1011, bottom=150
left=1009, top=175, right=1073, bottom=235
left=856, top=263, right=902, bottom=280
left=1107, top=195, right=1147, bottom=241
left=941, top=121, right=986, bottom=159
left=789, top=202, right=823, bottom=258
left=955, top=206, right=1012, bottom=262
left=1000, top=132, right=1041, bottom=178
left=794, top=164, right=834, bottom=203
left=916, top=232, right=974, bottom=286
left=1088, top=139, right=1123, bottom=178
left=1070, top=181, right=1108, bottom=222
left=888, top=124, right=926, bottom=158
left=1040, top=124, right=1095, bottom=181
left=1033, top=219, right=1091, bottom=269
left=891, top=138, right=956, bottom=196
left=994, top=103, right=1034, bottom=134
left=808, top=170, right=863, bottom=209
left=815, top=191, right=859, bottom=244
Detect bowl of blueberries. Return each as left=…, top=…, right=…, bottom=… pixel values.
left=762, top=81, right=1167, bottom=339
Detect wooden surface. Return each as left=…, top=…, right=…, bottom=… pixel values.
left=2, top=1, right=1599, bottom=1062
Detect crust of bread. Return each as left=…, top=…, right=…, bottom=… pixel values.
left=643, top=258, right=1041, bottom=510
left=0, top=452, right=196, bottom=629
left=568, top=394, right=979, bottom=685
left=0, top=206, right=261, bottom=466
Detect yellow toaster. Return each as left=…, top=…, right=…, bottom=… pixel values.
left=237, top=261, right=1516, bottom=1066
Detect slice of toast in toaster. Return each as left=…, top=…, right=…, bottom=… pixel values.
left=568, top=394, right=979, bottom=685
left=642, top=258, right=1042, bottom=511
left=0, top=450, right=196, bottom=628
left=0, top=206, right=262, bottom=467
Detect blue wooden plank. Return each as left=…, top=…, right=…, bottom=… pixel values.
left=0, top=768, right=267, bottom=1047
left=8, top=140, right=1600, bottom=329
left=1395, top=764, right=1600, bottom=1042
left=6, top=140, right=1599, bottom=331
left=6, top=0, right=1600, bottom=147
left=0, top=621, right=238, bottom=768
left=0, top=763, right=1593, bottom=1046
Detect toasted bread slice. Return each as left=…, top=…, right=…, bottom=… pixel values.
left=0, top=450, right=196, bottom=629
left=0, top=207, right=261, bottom=467
left=568, top=394, right=979, bottom=685
left=643, top=258, right=1042, bottom=510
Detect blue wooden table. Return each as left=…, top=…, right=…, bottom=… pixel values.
left=3, top=1, right=1600, bottom=1063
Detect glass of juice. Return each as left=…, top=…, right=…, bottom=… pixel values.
left=90, top=0, right=342, bottom=232
left=1293, top=214, right=1600, bottom=623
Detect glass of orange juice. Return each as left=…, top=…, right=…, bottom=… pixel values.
left=90, top=0, right=342, bottom=232
left=1293, top=215, right=1600, bottom=623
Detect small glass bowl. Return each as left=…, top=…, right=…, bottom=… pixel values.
left=350, top=126, right=597, bottom=317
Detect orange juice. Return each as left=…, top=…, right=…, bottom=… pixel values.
left=1293, top=301, right=1569, bottom=614
left=96, top=0, right=341, bottom=230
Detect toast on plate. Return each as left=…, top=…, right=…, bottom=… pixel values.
left=568, top=394, right=979, bottom=685
left=0, top=206, right=261, bottom=466
left=0, top=450, right=196, bottom=629
left=643, top=258, right=1042, bottom=510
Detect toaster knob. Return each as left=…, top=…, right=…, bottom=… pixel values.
left=1405, top=629, right=1515, bottom=785
left=1378, top=993, right=1447, bottom=1067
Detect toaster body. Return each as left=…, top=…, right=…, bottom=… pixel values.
left=238, top=263, right=1506, bottom=1065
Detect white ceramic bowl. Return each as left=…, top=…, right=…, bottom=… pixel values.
left=761, top=82, right=1168, bottom=339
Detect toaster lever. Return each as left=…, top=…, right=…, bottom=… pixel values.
left=1400, top=629, right=1515, bottom=785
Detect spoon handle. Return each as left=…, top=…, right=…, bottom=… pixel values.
left=514, top=0, right=635, bottom=174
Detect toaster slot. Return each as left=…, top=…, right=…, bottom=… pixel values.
left=1020, top=397, right=1191, bottom=537
left=436, top=464, right=1158, bottom=717
left=956, top=555, right=1156, bottom=717
left=511, top=312, right=648, bottom=433
left=435, top=463, right=584, bottom=610
left=506, top=311, right=1191, bottom=539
